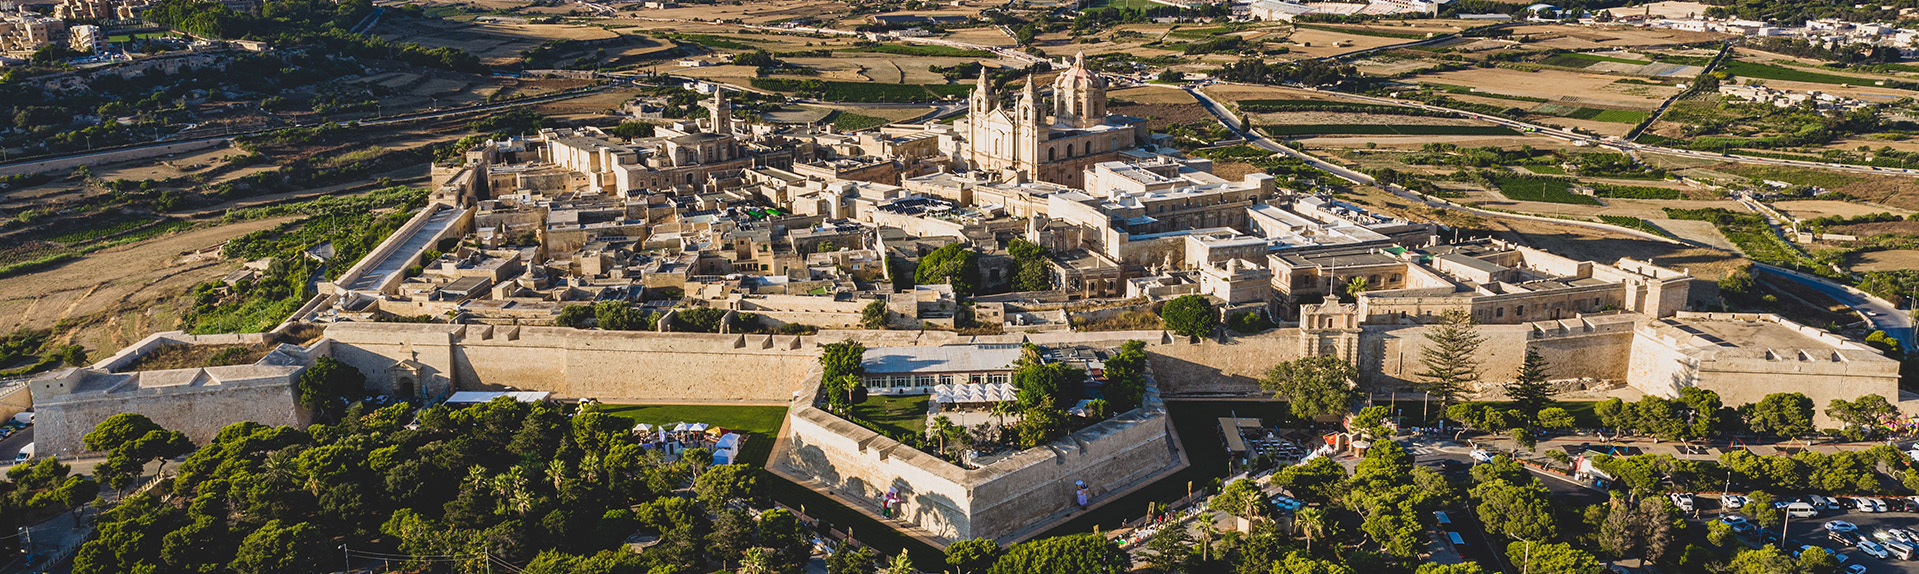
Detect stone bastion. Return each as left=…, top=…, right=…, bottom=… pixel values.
left=770, top=333, right=1187, bottom=545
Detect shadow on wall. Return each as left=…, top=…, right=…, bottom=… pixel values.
left=894, top=476, right=963, bottom=540
left=1145, top=352, right=1262, bottom=396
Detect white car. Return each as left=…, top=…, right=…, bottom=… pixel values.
left=1827, top=520, right=1860, bottom=533
left=1723, top=494, right=1748, bottom=509
left=1847, top=564, right=1868, bottom=574
left=1720, top=515, right=1750, bottom=527
left=1875, top=529, right=1911, bottom=543
left=1859, top=541, right=1889, bottom=560
left=1670, top=492, right=1696, bottom=512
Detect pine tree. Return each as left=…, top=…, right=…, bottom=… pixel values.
left=1414, top=309, right=1484, bottom=403
left=1507, top=348, right=1555, bottom=425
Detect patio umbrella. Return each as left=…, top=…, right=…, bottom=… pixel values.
left=632, top=423, right=653, bottom=432
left=686, top=423, right=710, bottom=432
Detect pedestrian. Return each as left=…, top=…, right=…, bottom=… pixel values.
left=1075, top=481, right=1089, bottom=510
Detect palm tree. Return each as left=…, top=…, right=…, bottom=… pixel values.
left=1194, top=514, right=1220, bottom=563
left=930, top=415, right=957, bottom=457
left=740, top=548, right=773, bottom=574
left=882, top=551, right=915, bottom=574
left=1295, top=507, right=1328, bottom=554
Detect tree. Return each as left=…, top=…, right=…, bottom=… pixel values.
left=1743, top=492, right=1780, bottom=529
left=1273, top=551, right=1354, bottom=574
left=1341, top=276, right=1368, bottom=303
left=945, top=539, right=1001, bottom=574
left=1507, top=349, right=1555, bottom=425
left=1008, top=238, right=1053, bottom=292
left=296, top=356, right=366, bottom=414
left=1414, top=309, right=1484, bottom=403
left=1596, top=497, right=1676, bottom=563
left=694, top=464, right=756, bottom=510
left=84, top=413, right=164, bottom=452
left=1101, top=340, right=1148, bottom=410
left=1141, top=525, right=1195, bottom=572
left=882, top=552, right=915, bottom=574
left=1416, top=564, right=1488, bottom=574
left=593, top=300, right=648, bottom=331
left=914, top=243, right=980, bottom=295
left=828, top=543, right=878, bottom=574
left=1473, top=480, right=1556, bottom=542
left=987, top=533, right=1128, bottom=574
left=1211, top=479, right=1274, bottom=522
left=1016, top=406, right=1068, bottom=449
left=1295, top=507, right=1329, bottom=552
left=1274, top=456, right=1348, bottom=504
left=1537, top=408, right=1576, bottom=430
left=1827, top=394, right=1897, bottom=438
left=861, top=300, right=890, bottom=329
left=556, top=304, right=594, bottom=328
left=1260, top=356, right=1359, bottom=421
left=229, top=520, right=320, bottom=574
left=1745, top=393, right=1814, bottom=438
left=1159, top=295, right=1216, bottom=337
left=1505, top=541, right=1602, bottom=574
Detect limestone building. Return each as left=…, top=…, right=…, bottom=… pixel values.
left=957, top=53, right=1151, bottom=187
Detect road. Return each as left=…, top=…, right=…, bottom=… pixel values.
left=0, top=86, right=613, bottom=174
left=1179, top=84, right=1687, bottom=245
left=1754, top=263, right=1916, bottom=350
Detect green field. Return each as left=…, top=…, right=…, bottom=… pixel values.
left=1421, top=83, right=1549, bottom=103
left=1489, top=176, right=1602, bottom=205
left=850, top=394, right=929, bottom=436
left=1522, top=164, right=1566, bottom=175
left=1542, top=52, right=1651, bottom=68
left=827, top=111, right=890, bottom=132
left=1262, top=124, right=1519, bottom=136
left=598, top=403, right=788, bottom=435
left=1591, top=109, right=1651, bottom=123
left=1720, top=60, right=1873, bottom=85
left=844, top=44, right=991, bottom=58
left=1294, top=23, right=1427, bottom=39
left=752, top=78, right=967, bottom=103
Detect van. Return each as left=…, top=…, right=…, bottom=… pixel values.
left=9, top=443, right=30, bottom=465
left=1787, top=502, right=1819, bottom=518
left=1886, top=541, right=1916, bottom=560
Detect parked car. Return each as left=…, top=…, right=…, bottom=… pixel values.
left=1833, top=531, right=1862, bottom=547
left=1874, top=529, right=1912, bottom=544
left=1720, top=516, right=1750, bottom=527
left=1787, top=503, right=1819, bottom=518
left=1670, top=493, right=1696, bottom=512
left=1887, top=540, right=1917, bottom=560
left=1846, top=564, right=1868, bottom=574
left=1870, top=498, right=1889, bottom=513
left=1859, top=541, right=1890, bottom=560
left=1723, top=494, right=1748, bottom=509
left=1827, top=520, right=1860, bottom=533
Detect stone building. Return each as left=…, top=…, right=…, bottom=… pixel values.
left=956, top=53, right=1152, bottom=187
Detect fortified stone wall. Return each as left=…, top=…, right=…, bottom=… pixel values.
left=777, top=365, right=1180, bottom=543
left=31, top=374, right=305, bottom=458
left=0, top=382, right=30, bottom=421
left=324, top=323, right=823, bottom=403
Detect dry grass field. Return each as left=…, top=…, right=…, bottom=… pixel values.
left=1108, top=86, right=1197, bottom=105
left=1420, top=68, right=1669, bottom=109
left=0, top=217, right=297, bottom=352
left=1775, top=200, right=1915, bottom=219
left=1507, top=24, right=1727, bottom=47
left=1851, top=250, right=1919, bottom=272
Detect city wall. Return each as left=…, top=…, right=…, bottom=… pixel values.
left=31, top=372, right=305, bottom=458
left=0, top=138, right=232, bottom=178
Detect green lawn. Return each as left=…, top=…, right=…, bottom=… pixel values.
left=1488, top=176, right=1603, bottom=205
left=1522, top=164, right=1566, bottom=175
left=850, top=395, right=929, bottom=436
left=827, top=111, right=890, bottom=132
left=1720, top=60, right=1870, bottom=85
left=1590, top=109, right=1651, bottom=124
left=598, top=404, right=789, bottom=436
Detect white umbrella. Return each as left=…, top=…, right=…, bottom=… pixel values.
left=633, top=423, right=653, bottom=432
left=672, top=422, right=692, bottom=432
left=687, top=422, right=710, bottom=432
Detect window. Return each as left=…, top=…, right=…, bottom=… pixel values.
left=1067, top=143, right=1075, bottom=157
left=970, top=374, right=985, bottom=384
left=1495, top=307, right=1504, bottom=318
left=1594, top=297, right=1601, bottom=307
left=1515, top=305, right=1524, bottom=317
left=939, top=375, right=953, bottom=385
left=988, top=373, right=1009, bottom=384
left=917, top=375, right=936, bottom=387
left=1048, top=148, right=1055, bottom=161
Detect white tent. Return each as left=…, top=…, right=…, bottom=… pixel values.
left=632, top=423, right=653, bottom=432
left=686, top=422, right=710, bottom=432
left=714, top=433, right=741, bottom=450
left=671, top=422, right=692, bottom=432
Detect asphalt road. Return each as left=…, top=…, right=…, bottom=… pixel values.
left=1754, top=264, right=1916, bottom=350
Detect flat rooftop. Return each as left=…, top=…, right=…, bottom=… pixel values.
left=1669, top=316, right=1836, bottom=350
left=864, top=344, right=1025, bottom=375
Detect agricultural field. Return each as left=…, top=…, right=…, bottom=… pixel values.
left=1504, top=24, right=1728, bottom=49
left=1850, top=249, right=1919, bottom=272
left=1415, top=67, right=1672, bottom=110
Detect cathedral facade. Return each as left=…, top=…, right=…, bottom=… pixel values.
left=958, top=53, right=1151, bottom=188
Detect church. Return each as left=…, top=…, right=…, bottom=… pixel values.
left=957, top=52, right=1152, bottom=188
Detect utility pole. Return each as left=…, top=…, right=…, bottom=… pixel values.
left=340, top=544, right=349, bottom=573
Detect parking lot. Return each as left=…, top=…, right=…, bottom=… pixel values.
left=1707, top=495, right=1919, bottom=574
